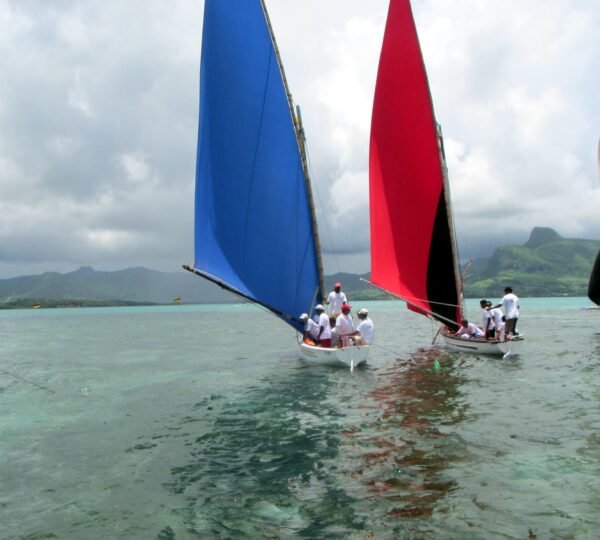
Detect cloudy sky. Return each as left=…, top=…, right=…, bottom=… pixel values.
left=0, top=0, right=598, bottom=278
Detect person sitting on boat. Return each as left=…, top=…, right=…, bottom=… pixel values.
left=326, top=282, right=348, bottom=317
left=329, top=316, right=340, bottom=348
left=355, top=308, right=374, bottom=345
left=314, top=304, right=332, bottom=347
left=454, top=319, right=484, bottom=339
left=480, top=299, right=496, bottom=339
left=488, top=287, right=520, bottom=338
left=299, top=313, right=319, bottom=345
left=336, top=303, right=357, bottom=346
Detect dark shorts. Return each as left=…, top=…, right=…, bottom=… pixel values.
left=505, top=318, right=518, bottom=335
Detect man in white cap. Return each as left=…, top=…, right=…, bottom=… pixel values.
left=326, top=282, right=347, bottom=317
left=314, top=304, right=331, bottom=347
left=299, top=313, right=319, bottom=344
left=356, top=308, right=374, bottom=345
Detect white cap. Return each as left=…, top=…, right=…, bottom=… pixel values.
left=357, top=308, right=368, bottom=315
left=315, top=304, right=325, bottom=311
left=299, top=313, right=308, bottom=321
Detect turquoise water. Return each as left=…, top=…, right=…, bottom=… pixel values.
left=1, top=299, right=599, bottom=538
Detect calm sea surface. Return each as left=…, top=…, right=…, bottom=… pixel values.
left=1, top=298, right=599, bottom=539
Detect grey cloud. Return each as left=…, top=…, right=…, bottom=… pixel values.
left=0, top=0, right=599, bottom=279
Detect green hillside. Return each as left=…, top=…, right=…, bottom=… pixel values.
left=0, top=266, right=233, bottom=306
left=463, top=227, right=599, bottom=298
left=329, top=228, right=600, bottom=300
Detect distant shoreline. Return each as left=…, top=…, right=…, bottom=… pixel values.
left=1, top=293, right=590, bottom=310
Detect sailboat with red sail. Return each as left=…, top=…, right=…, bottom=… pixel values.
left=368, top=0, right=522, bottom=356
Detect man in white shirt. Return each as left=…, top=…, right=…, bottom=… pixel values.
left=489, top=303, right=504, bottom=340
left=335, top=303, right=356, bottom=346
left=356, top=308, right=374, bottom=345
left=489, top=287, right=520, bottom=338
left=299, top=313, right=319, bottom=344
left=314, top=304, right=332, bottom=347
left=326, top=282, right=348, bottom=317
left=329, top=316, right=340, bottom=347
left=454, top=319, right=484, bottom=339
left=480, top=299, right=495, bottom=339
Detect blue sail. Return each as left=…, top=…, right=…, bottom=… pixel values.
left=193, top=0, right=323, bottom=332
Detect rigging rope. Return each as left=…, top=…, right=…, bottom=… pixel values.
left=1, top=369, right=55, bottom=394
left=304, top=145, right=342, bottom=275
left=363, top=279, right=463, bottom=309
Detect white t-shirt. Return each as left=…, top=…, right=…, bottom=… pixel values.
left=330, top=327, right=340, bottom=347
left=336, top=313, right=355, bottom=335
left=326, top=291, right=347, bottom=314
left=496, top=320, right=506, bottom=340
left=501, top=293, right=520, bottom=319
left=456, top=323, right=483, bottom=338
left=317, top=312, right=331, bottom=340
left=490, top=308, right=503, bottom=328
left=305, top=319, right=319, bottom=339
left=357, top=317, right=374, bottom=344
left=481, top=310, right=494, bottom=330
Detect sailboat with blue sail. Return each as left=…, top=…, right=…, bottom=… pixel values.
left=184, top=0, right=369, bottom=368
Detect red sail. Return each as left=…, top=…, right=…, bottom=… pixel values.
left=369, top=0, right=461, bottom=328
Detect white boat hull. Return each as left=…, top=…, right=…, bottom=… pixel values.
left=442, top=334, right=524, bottom=356
left=298, top=342, right=369, bottom=369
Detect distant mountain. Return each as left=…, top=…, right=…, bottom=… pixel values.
left=1, top=226, right=597, bottom=306
left=463, top=227, right=600, bottom=298
left=0, top=266, right=382, bottom=307
left=522, top=226, right=562, bottom=249
left=0, top=266, right=233, bottom=305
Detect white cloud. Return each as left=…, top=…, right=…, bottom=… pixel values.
left=0, top=0, right=598, bottom=278
left=83, top=228, right=135, bottom=250
left=57, top=12, right=90, bottom=50
left=119, top=153, right=151, bottom=183
left=413, top=0, right=600, bottom=256
left=68, top=71, right=94, bottom=118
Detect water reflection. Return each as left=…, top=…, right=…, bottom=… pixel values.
left=340, top=348, right=470, bottom=523
left=163, top=366, right=360, bottom=537
left=152, top=350, right=473, bottom=537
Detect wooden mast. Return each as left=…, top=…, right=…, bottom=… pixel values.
left=259, top=0, right=326, bottom=304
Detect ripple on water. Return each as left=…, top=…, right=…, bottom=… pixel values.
left=2, top=301, right=600, bottom=538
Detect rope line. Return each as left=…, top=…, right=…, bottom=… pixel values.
left=305, top=145, right=342, bottom=274
left=1, top=369, right=55, bottom=394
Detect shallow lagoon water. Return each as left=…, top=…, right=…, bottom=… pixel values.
left=1, top=299, right=599, bottom=538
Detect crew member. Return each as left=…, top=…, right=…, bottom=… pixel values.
left=356, top=308, right=374, bottom=345
left=326, top=282, right=348, bottom=317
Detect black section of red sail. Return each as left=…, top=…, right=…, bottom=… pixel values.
left=588, top=250, right=600, bottom=306
left=427, top=195, right=461, bottom=330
